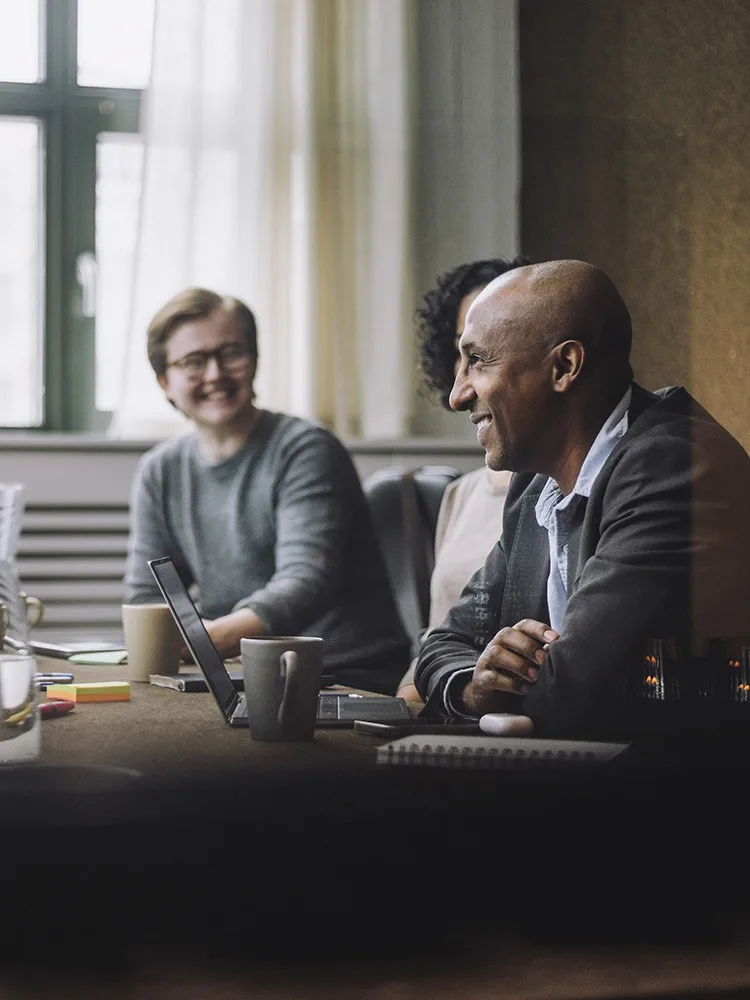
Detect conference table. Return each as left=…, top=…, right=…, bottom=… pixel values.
left=3, top=657, right=750, bottom=999
left=31, top=657, right=380, bottom=777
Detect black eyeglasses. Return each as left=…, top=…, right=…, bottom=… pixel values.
left=166, top=343, right=252, bottom=379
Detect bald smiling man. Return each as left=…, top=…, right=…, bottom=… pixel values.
left=414, top=260, right=750, bottom=740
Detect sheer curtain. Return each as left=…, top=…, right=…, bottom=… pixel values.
left=111, top=0, right=414, bottom=440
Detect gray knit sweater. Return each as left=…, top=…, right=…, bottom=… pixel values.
left=124, top=411, right=409, bottom=692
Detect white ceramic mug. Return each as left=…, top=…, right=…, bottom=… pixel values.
left=122, top=603, right=183, bottom=683
left=0, top=652, right=40, bottom=763
left=20, top=591, right=44, bottom=629
left=240, top=636, right=324, bottom=741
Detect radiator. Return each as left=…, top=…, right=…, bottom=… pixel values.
left=17, top=503, right=130, bottom=630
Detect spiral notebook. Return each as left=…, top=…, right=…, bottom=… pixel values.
left=376, top=735, right=630, bottom=770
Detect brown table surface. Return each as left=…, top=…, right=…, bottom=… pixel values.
left=4, top=658, right=750, bottom=998
left=3, top=918, right=750, bottom=1000
left=33, top=656, right=386, bottom=780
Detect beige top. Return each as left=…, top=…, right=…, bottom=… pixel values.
left=428, top=466, right=511, bottom=629
left=399, top=466, right=510, bottom=690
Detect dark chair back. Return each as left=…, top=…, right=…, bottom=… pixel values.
left=363, top=465, right=460, bottom=657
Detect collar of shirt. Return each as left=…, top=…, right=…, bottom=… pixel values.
left=535, top=384, right=633, bottom=532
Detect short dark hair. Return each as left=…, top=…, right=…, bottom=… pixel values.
left=146, top=287, right=258, bottom=377
left=417, top=257, right=531, bottom=408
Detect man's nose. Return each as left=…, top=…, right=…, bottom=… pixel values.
left=449, top=367, right=474, bottom=411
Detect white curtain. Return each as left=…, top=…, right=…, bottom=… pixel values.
left=110, top=0, right=414, bottom=441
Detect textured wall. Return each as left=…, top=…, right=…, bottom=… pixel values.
left=520, top=0, right=750, bottom=451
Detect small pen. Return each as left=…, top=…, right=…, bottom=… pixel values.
left=35, top=673, right=75, bottom=690
left=39, top=700, right=76, bottom=719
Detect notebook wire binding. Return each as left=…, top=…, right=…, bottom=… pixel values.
left=376, top=735, right=630, bottom=770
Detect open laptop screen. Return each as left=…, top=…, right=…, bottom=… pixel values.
left=148, top=556, right=238, bottom=721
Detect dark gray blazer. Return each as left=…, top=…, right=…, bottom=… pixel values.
left=415, top=384, right=750, bottom=739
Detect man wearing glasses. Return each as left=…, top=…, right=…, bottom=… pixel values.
left=124, top=287, right=409, bottom=694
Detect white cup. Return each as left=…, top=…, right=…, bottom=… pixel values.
left=241, top=636, right=324, bottom=741
left=122, top=603, right=183, bottom=683
left=0, top=653, right=40, bottom=764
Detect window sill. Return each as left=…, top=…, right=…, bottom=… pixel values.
left=0, top=432, right=157, bottom=452
left=0, top=431, right=483, bottom=456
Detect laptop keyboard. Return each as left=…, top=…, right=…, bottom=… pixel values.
left=235, top=694, right=340, bottom=721
left=234, top=694, right=407, bottom=723
left=316, top=695, right=341, bottom=721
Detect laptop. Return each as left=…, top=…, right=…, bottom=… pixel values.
left=148, top=556, right=411, bottom=729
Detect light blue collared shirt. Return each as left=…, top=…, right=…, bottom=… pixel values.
left=534, top=385, right=632, bottom=633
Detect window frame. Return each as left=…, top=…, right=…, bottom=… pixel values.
left=0, top=0, right=145, bottom=431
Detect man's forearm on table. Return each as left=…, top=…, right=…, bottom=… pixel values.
left=415, top=635, right=479, bottom=715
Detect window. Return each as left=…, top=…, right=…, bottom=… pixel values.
left=0, top=0, right=154, bottom=430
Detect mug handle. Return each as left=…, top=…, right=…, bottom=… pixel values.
left=22, top=593, right=44, bottom=629
left=277, top=650, right=298, bottom=725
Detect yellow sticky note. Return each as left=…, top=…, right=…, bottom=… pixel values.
left=46, top=681, right=131, bottom=703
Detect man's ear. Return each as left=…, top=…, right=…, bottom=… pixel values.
left=551, top=340, right=585, bottom=394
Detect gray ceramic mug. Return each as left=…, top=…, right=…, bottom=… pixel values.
left=240, top=636, right=324, bottom=741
